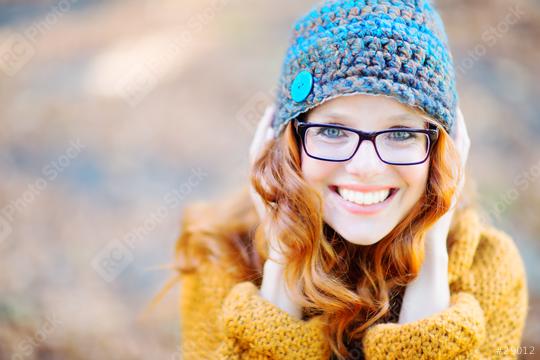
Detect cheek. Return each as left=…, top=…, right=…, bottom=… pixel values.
left=396, top=163, right=430, bottom=197
left=300, top=151, right=340, bottom=186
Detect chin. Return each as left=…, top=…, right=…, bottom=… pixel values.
left=343, top=235, right=383, bottom=246
left=332, top=227, right=387, bottom=246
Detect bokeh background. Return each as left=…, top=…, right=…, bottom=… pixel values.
left=0, top=0, right=538, bottom=359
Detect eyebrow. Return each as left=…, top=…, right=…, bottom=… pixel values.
left=308, top=111, right=428, bottom=127
left=385, top=114, right=427, bottom=127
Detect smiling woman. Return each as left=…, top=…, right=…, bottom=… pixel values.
left=297, top=94, right=438, bottom=246
left=163, top=0, right=529, bottom=359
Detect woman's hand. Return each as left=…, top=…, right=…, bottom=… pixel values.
left=399, top=106, right=470, bottom=324
left=425, top=106, right=471, bottom=252
left=249, top=106, right=275, bottom=222
left=249, top=105, right=303, bottom=320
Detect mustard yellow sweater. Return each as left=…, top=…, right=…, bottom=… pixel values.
left=178, top=208, right=528, bottom=359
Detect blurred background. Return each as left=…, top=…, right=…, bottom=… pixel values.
left=0, top=0, right=538, bottom=358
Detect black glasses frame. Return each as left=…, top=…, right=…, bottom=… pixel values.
left=294, top=120, right=440, bottom=165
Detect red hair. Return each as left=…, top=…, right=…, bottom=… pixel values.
left=165, top=114, right=472, bottom=359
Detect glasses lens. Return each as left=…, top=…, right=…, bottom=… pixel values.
left=304, top=126, right=358, bottom=161
left=375, top=130, right=430, bottom=164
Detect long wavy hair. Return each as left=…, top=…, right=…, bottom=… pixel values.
left=159, top=108, right=478, bottom=360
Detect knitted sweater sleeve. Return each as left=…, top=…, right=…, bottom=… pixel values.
left=362, top=225, right=529, bottom=359
left=220, top=281, right=331, bottom=359
left=179, top=260, right=330, bottom=360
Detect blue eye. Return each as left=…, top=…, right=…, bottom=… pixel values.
left=317, top=127, right=345, bottom=138
left=389, top=131, right=414, bottom=141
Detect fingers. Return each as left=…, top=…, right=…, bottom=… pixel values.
left=454, top=105, right=471, bottom=168
left=450, top=106, right=469, bottom=210
left=249, top=105, right=276, bottom=221
left=267, top=239, right=286, bottom=264
left=249, top=105, right=275, bottom=164
left=264, top=106, right=276, bottom=143
left=453, top=106, right=463, bottom=140
left=255, top=106, right=274, bottom=144
left=457, top=107, right=469, bottom=144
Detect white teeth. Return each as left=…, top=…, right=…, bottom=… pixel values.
left=337, top=188, right=391, bottom=205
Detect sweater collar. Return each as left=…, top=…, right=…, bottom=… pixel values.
left=447, top=207, right=482, bottom=285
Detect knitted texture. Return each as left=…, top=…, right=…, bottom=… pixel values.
left=272, top=0, right=459, bottom=139
left=178, top=208, right=528, bottom=359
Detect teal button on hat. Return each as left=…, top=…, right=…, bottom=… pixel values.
left=291, top=70, right=314, bottom=103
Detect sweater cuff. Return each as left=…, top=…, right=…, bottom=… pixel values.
left=362, top=291, right=486, bottom=359
left=220, top=281, right=330, bottom=360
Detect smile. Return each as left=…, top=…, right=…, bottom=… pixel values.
left=328, top=185, right=400, bottom=215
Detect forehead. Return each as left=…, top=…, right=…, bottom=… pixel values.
left=305, top=94, right=431, bottom=128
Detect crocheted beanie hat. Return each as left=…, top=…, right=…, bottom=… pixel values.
left=271, top=0, right=458, bottom=138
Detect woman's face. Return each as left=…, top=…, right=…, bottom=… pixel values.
left=300, top=94, right=431, bottom=246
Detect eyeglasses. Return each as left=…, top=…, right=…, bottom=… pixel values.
left=294, top=121, right=439, bottom=165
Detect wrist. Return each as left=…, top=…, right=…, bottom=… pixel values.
left=400, top=265, right=450, bottom=324
left=260, top=259, right=302, bottom=320
left=423, top=230, right=449, bottom=265
left=260, top=260, right=283, bottom=298
left=418, top=249, right=448, bottom=285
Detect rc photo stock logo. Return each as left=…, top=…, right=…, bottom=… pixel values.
left=236, top=90, right=275, bottom=133
left=0, top=0, right=80, bottom=77
left=0, top=31, right=36, bottom=77
left=0, top=138, right=85, bottom=250
left=91, top=239, right=135, bottom=283
left=91, top=166, right=209, bottom=283
left=0, top=215, right=13, bottom=248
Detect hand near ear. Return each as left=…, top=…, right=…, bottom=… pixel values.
left=249, top=105, right=303, bottom=320
left=400, top=106, right=470, bottom=324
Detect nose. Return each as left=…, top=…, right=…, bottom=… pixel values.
left=344, top=139, right=386, bottom=175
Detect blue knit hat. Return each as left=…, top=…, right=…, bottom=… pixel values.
left=272, top=0, right=458, bottom=138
